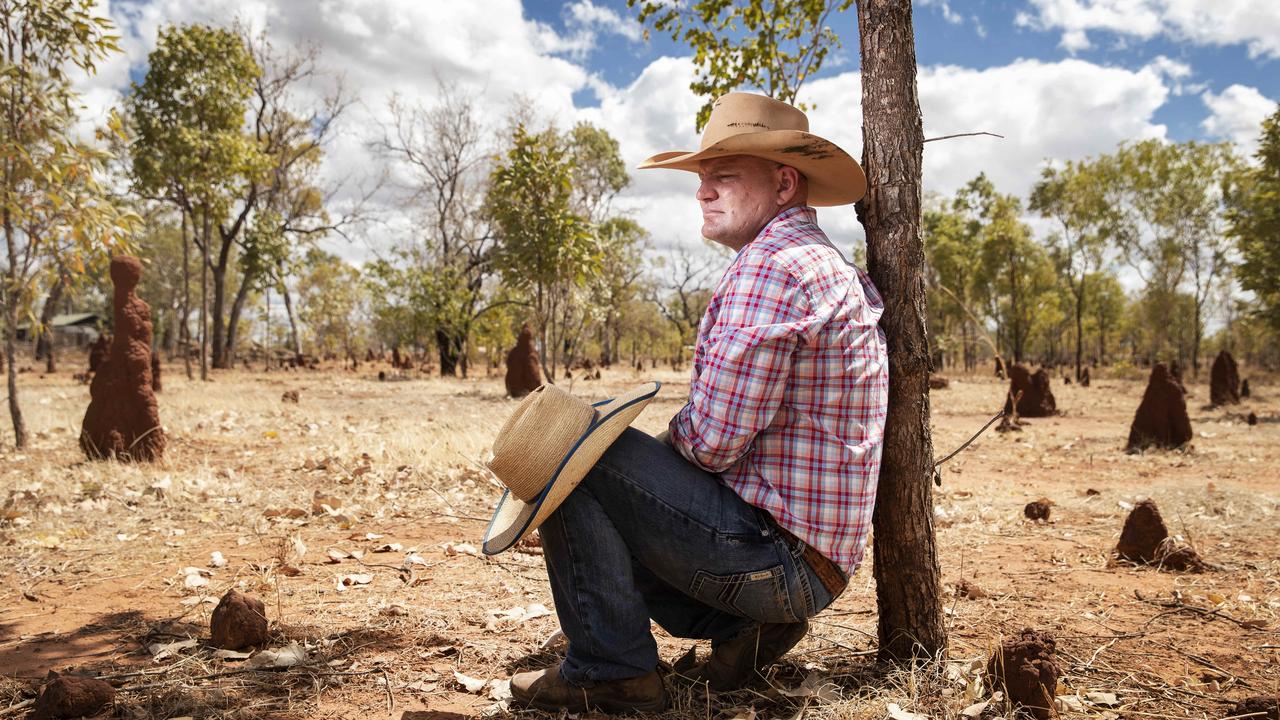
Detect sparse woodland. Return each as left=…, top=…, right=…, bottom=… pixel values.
left=2, top=2, right=1279, bottom=720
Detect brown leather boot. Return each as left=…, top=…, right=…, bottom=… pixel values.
left=685, top=620, right=809, bottom=691
left=510, top=663, right=668, bottom=713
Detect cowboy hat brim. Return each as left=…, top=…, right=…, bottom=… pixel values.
left=482, top=381, right=660, bottom=555
left=639, top=130, right=867, bottom=207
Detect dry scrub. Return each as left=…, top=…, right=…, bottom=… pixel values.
left=1, top=364, right=1277, bottom=719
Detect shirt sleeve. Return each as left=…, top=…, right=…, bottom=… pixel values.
left=669, top=254, right=810, bottom=473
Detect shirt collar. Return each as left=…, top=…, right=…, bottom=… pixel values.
left=771, top=205, right=817, bottom=227
left=735, top=205, right=817, bottom=256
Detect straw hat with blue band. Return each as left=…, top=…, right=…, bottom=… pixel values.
left=483, top=381, right=661, bottom=555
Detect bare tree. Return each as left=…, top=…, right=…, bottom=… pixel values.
left=372, top=83, right=498, bottom=376
left=218, top=32, right=365, bottom=368
left=649, top=245, right=718, bottom=368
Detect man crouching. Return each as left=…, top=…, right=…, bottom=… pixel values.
left=481, top=92, right=889, bottom=713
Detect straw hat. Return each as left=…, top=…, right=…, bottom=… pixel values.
left=482, top=381, right=660, bottom=555
left=639, top=92, right=866, bottom=206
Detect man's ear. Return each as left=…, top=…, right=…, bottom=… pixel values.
left=776, top=165, right=803, bottom=205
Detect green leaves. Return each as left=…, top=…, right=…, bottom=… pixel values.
left=1227, top=104, right=1280, bottom=330
left=128, top=23, right=262, bottom=219
left=487, top=125, right=600, bottom=294
left=627, top=0, right=852, bottom=130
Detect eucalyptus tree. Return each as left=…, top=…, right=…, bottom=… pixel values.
left=630, top=0, right=853, bottom=130
left=1227, top=105, right=1280, bottom=332
left=1, top=0, right=134, bottom=447
left=374, top=85, right=497, bottom=376
left=1030, top=158, right=1112, bottom=380
left=1101, top=140, right=1238, bottom=371
left=487, top=125, right=599, bottom=383
left=924, top=195, right=992, bottom=370
left=130, top=23, right=260, bottom=379
left=221, top=32, right=358, bottom=368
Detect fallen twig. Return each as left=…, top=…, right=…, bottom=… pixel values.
left=0, top=699, right=34, bottom=718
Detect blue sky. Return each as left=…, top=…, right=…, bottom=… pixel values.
left=523, top=0, right=1278, bottom=148
left=80, top=0, right=1280, bottom=259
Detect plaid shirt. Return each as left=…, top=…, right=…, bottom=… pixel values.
left=669, top=206, right=888, bottom=574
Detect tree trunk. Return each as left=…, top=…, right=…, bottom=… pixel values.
left=1191, top=299, right=1203, bottom=377
left=211, top=263, right=228, bottom=369
left=1074, top=280, right=1085, bottom=381
left=280, top=279, right=302, bottom=358
left=4, top=207, right=27, bottom=449
left=34, top=271, right=65, bottom=363
left=4, top=324, right=23, bottom=449
left=224, top=274, right=253, bottom=367
left=856, top=0, right=945, bottom=663
left=436, top=327, right=464, bottom=377
left=200, top=210, right=210, bottom=381
left=182, top=210, right=193, bottom=380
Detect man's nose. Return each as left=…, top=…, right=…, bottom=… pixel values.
left=696, top=181, right=715, bottom=201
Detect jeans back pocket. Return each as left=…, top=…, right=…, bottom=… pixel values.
left=688, top=564, right=799, bottom=625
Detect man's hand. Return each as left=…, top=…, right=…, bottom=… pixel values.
left=654, top=429, right=672, bottom=446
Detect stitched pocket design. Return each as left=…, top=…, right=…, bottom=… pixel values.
left=689, top=564, right=798, bottom=624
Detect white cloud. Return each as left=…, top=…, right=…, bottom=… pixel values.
left=916, top=58, right=1171, bottom=196
left=78, top=0, right=598, bottom=264
left=917, top=0, right=963, bottom=25
left=64, top=1, right=1255, bottom=269
left=566, top=0, right=643, bottom=43
left=1019, top=0, right=1280, bottom=59
left=1202, top=84, right=1277, bottom=157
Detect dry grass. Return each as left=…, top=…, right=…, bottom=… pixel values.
left=1, top=362, right=1277, bottom=719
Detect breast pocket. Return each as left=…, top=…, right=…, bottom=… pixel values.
left=688, top=564, right=799, bottom=625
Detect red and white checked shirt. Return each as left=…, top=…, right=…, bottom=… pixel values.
left=669, top=206, right=888, bottom=574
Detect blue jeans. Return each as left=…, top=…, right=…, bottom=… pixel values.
left=539, top=427, right=840, bottom=685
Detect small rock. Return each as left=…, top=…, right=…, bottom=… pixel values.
left=1024, top=498, right=1052, bottom=522
left=281, top=390, right=300, bottom=403
left=210, top=589, right=269, bottom=650
left=32, top=675, right=114, bottom=720
left=954, top=578, right=987, bottom=599
left=1231, top=696, right=1278, bottom=720
left=1248, top=411, right=1258, bottom=426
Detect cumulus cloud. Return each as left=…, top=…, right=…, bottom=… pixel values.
left=64, top=1, right=1237, bottom=266
left=1018, top=0, right=1280, bottom=59
left=566, top=0, right=643, bottom=43
left=1202, top=84, right=1278, bottom=157
left=76, top=0, right=601, bottom=263
left=917, top=0, right=963, bottom=25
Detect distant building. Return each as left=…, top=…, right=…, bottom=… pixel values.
left=16, top=313, right=102, bottom=348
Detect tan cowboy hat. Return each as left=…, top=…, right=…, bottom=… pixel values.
left=639, top=92, right=866, bottom=206
left=482, top=381, right=660, bottom=555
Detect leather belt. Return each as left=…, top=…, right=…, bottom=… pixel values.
left=771, top=522, right=848, bottom=599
